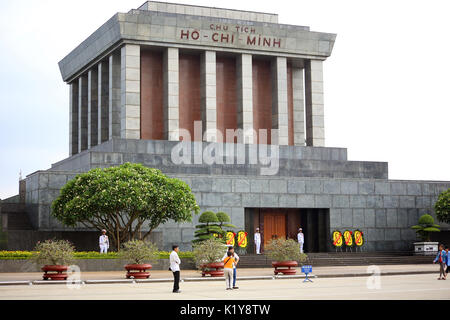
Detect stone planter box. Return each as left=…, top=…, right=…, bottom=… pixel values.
left=414, top=242, right=439, bottom=255
left=0, top=258, right=195, bottom=273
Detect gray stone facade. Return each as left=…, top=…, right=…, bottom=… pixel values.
left=24, top=139, right=450, bottom=251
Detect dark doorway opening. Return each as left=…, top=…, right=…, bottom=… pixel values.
left=245, top=208, right=330, bottom=253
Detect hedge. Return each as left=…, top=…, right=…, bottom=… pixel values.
left=0, top=251, right=194, bottom=260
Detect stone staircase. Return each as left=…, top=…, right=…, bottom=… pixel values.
left=238, top=252, right=433, bottom=268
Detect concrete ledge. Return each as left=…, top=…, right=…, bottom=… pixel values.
left=84, top=279, right=135, bottom=284
left=32, top=280, right=84, bottom=285
left=135, top=278, right=174, bottom=283
left=317, top=270, right=436, bottom=278
left=0, top=281, right=32, bottom=286
left=275, top=274, right=317, bottom=279
left=237, top=276, right=275, bottom=281
left=183, top=277, right=225, bottom=282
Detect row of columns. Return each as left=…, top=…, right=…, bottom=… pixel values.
left=69, top=44, right=326, bottom=156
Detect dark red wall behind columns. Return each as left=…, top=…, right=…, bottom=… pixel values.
left=216, top=56, right=237, bottom=143
left=287, top=63, right=294, bottom=146
left=179, top=53, right=201, bottom=141
left=252, top=59, right=273, bottom=144
left=141, top=50, right=164, bottom=140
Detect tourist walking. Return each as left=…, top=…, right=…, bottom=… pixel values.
left=223, top=251, right=236, bottom=290
left=223, top=246, right=239, bottom=289
left=297, top=228, right=305, bottom=254
left=99, top=229, right=109, bottom=254
left=254, top=228, right=262, bottom=255
left=170, top=245, right=182, bottom=293
left=433, top=244, right=447, bottom=280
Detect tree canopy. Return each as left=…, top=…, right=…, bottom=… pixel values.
left=51, top=163, right=200, bottom=250
left=435, top=188, right=450, bottom=224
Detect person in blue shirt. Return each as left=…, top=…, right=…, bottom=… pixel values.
left=446, top=246, right=449, bottom=277
left=433, top=244, right=447, bottom=280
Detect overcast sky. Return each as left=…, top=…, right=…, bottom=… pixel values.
left=0, top=0, right=449, bottom=199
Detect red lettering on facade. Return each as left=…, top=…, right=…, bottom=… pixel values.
left=247, top=36, right=256, bottom=45
left=273, top=39, right=281, bottom=48
left=212, top=33, right=219, bottom=42
left=180, top=30, right=190, bottom=39
left=263, top=38, right=271, bottom=47
left=191, top=31, right=200, bottom=40
left=221, top=34, right=229, bottom=43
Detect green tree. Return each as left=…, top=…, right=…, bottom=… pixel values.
left=193, top=211, right=223, bottom=244
left=411, top=214, right=441, bottom=242
left=216, top=211, right=236, bottom=230
left=52, top=163, right=199, bottom=251
left=435, top=188, right=450, bottom=224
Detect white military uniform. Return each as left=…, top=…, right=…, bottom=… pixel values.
left=99, top=234, right=109, bottom=254
left=254, top=232, right=261, bottom=254
left=297, top=232, right=304, bottom=254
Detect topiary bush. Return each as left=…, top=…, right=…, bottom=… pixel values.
left=265, top=238, right=308, bottom=263
left=117, top=240, right=159, bottom=265
left=32, top=240, right=75, bottom=266
left=193, top=211, right=227, bottom=244
left=411, top=214, right=441, bottom=241
left=192, top=238, right=227, bottom=270
left=435, top=189, right=450, bottom=224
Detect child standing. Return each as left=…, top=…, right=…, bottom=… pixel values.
left=223, top=251, right=236, bottom=290
left=433, top=244, right=447, bottom=280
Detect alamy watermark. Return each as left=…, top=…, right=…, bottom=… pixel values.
left=171, top=121, right=280, bottom=176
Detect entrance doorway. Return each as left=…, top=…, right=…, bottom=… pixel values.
left=263, top=211, right=286, bottom=247
left=245, top=208, right=330, bottom=253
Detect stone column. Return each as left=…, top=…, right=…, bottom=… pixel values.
left=69, top=81, right=79, bottom=156
left=236, top=54, right=254, bottom=144
left=98, top=61, right=109, bottom=144
left=292, top=67, right=306, bottom=146
left=163, top=47, right=179, bottom=141
left=109, top=51, right=121, bottom=140
left=88, top=68, right=99, bottom=148
left=305, top=60, right=325, bottom=147
left=120, top=44, right=141, bottom=140
left=271, top=57, right=289, bottom=145
left=78, top=75, right=88, bottom=153
left=201, top=51, right=217, bottom=142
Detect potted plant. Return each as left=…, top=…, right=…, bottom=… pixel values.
left=33, top=240, right=74, bottom=281
left=118, top=240, right=158, bottom=279
left=193, top=238, right=227, bottom=277
left=411, top=214, right=441, bottom=255
left=265, top=238, right=307, bottom=275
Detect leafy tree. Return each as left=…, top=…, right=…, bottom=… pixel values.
left=52, top=163, right=200, bottom=251
left=118, top=240, right=159, bottom=265
left=411, top=214, right=441, bottom=241
left=435, top=189, right=450, bottom=224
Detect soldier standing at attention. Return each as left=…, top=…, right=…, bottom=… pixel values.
left=99, top=229, right=109, bottom=254
left=297, top=228, right=305, bottom=254
left=254, top=228, right=262, bottom=255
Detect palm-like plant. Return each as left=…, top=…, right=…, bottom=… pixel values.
left=411, top=214, right=441, bottom=241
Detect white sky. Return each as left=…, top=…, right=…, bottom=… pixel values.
left=0, top=0, right=449, bottom=199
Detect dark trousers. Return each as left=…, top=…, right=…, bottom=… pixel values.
left=173, top=271, right=180, bottom=292
left=233, top=268, right=237, bottom=287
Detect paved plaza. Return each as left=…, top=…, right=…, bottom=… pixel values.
left=0, top=274, right=448, bottom=300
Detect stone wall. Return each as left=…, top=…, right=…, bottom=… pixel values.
left=23, top=139, right=450, bottom=252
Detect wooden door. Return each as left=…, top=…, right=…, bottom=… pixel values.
left=263, top=212, right=286, bottom=247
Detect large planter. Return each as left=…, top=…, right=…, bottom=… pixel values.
left=201, top=262, right=224, bottom=277
left=272, top=261, right=298, bottom=275
left=125, top=264, right=152, bottom=279
left=414, top=242, right=439, bottom=256
left=42, top=265, right=69, bottom=281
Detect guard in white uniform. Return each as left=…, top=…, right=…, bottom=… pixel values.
left=297, top=228, right=305, bottom=254
left=99, top=229, right=109, bottom=254
left=254, top=228, right=262, bottom=254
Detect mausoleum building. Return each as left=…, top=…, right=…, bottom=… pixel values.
left=1, top=2, right=449, bottom=252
